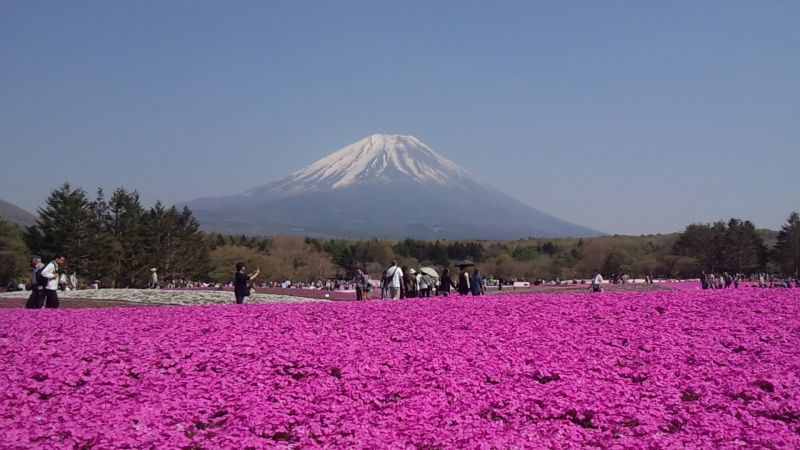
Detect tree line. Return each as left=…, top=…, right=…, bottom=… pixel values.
left=1, top=183, right=798, bottom=287
left=8, top=184, right=209, bottom=287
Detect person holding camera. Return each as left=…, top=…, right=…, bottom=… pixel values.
left=234, top=261, right=260, bottom=304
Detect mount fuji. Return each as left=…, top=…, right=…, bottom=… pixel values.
left=182, top=134, right=602, bottom=239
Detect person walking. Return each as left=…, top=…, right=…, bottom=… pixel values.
left=354, top=268, right=371, bottom=301
left=457, top=267, right=471, bottom=295
left=24, top=255, right=45, bottom=309
left=470, top=268, right=485, bottom=296
left=385, top=260, right=403, bottom=300
left=40, top=255, right=66, bottom=309
left=589, top=269, right=603, bottom=293
left=418, top=271, right=433, bottom=298
left=148, top=268, right=159, bottom=289
left=438, top=267, right=456, bottom=297
left=234, top=262, right=260, bottom=304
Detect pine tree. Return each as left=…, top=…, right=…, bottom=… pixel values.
left=722, top=219, right=766, bottom=273
left=83, top=188, right=127, bottom=285
left=24, top=183, right=95, bottom=274
left=109, top=188, right=146, bottom=287
left=775, top=212, right=800, bottom=276
left=0, top=219, right=29, bottom=286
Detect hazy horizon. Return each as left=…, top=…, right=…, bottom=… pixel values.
left=1, top=1, right=798, bottom=235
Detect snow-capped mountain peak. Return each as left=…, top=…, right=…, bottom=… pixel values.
left=263, top=134, right=471, bottom=195
left=182, top=133, right=603, bottom=239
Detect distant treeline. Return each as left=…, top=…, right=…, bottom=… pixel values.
left=0, top=183, right=798, bottom=287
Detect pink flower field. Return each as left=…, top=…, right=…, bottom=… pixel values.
left=1, top=290, right=799, bottom=448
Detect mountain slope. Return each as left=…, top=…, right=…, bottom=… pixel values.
left=0, top=198, right=36, bottom=227
left=183, top=134, right=603, bottom=239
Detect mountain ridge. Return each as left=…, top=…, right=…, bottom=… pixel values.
left=182, top=135, right=603, bottom=239
left=0, top=198, right=36, bottom=227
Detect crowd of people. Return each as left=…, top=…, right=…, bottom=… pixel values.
left=700, top=271, right=798, bottom=290
left=375, top=260, right=486, bottom=300
left=13, top=251, right=798, bottom=308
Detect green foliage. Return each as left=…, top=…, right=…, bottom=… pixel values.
left=208, top=245, right=270, bottom=283
left=775, top=212, right=800, bottom=276
left=25, top=184, right=209, bottom=287
left=672, top=219, right=767, bottom=276
left=0, top=219, right=29, bottom=285
left=19, top=185, right=798, bottom=284
left=512, top=246, right=538, bottom=261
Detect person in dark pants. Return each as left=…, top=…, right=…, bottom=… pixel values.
left=471, top=268, right=485, bottom=296
left=354, top=268, right=370, bottom=301
left=24, top=255, right=45, bottom=309
left=40, top=255, right=66, bottom=309
left=457, top=268, right=471, bottom=295
left=438, top=267, right=456, bottom=297
left=234, top=262, right=260, bottom=304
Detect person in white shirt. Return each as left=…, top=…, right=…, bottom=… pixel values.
left=589, top=269, right=603, bottom=293
left=148, top=268, right=159, bottom=289
left=385, top=260, right=403, bottom=300
left=41, top=255, right=66, bottom=308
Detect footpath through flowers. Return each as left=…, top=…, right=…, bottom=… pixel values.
left=1, top=289, right=799, bottom=448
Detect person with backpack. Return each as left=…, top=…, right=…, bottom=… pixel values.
left=384, top=260, right=403, bottom=300
left=234, top=261, right=260, bottom=304
left=40, top=255, right=66, bottom=309
left=24, top=255, right=45, bottom=309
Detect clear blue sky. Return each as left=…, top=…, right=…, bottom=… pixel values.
left=1, top=0, right=798, bottom=235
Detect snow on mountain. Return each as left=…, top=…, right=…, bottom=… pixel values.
left=182, top=134, right=603, bottom=239
left=246, top=134, right=471, bottom=197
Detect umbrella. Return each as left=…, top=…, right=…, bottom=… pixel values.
left=455, top=260, right=475, bottom=268
left=420, top=267, right=439, bottom=279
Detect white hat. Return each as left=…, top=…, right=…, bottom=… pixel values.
left=150, top=268, right=157, bottom=272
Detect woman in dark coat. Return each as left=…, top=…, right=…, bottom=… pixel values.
left=438, top=267, right=456, bottom=296
left=457, top=268, right=471, bottom=295
left=471, top=268, right=485, bottom=296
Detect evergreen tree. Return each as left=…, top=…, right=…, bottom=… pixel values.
left=0, top=219, right=29, bottom=286
left=24, top=183, right=95, bottom=274
left=722, top=219, right=766, bottom=273
left=108, top=188, right=146, bottom=286
left=85, top=188, right=123, bottom=285
left=775, top=212, right=800, bottom=276
left=141, top=203, right=209, bottom=283
left=673, top=222, right=726, bottom=272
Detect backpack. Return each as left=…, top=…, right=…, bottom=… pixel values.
left=35, top=265, right=48, bottom=287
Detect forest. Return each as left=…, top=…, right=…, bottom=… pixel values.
left=1, top=184, right=798, bottom=287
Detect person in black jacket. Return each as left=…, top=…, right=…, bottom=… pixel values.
left=24, top=255, right=45, bottom=309
left=457, top=267, right=471, bottom=295
left=234, top=262, right=260, bottom=304
left=438, top=267, right=456, bottom=297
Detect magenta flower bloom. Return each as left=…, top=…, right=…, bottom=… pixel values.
left=1, top=289, right=798, bottom=448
